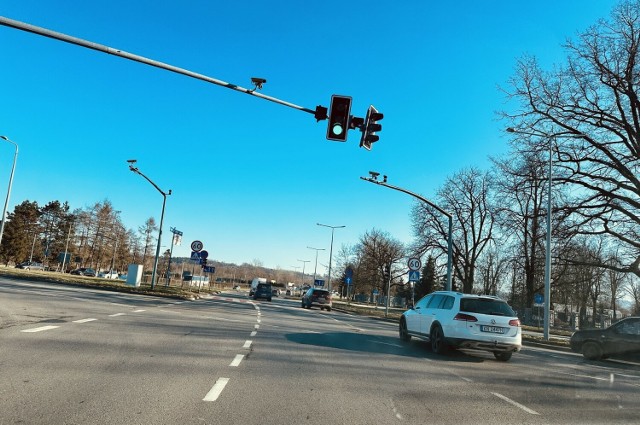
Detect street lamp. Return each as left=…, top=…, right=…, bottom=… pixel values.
left=297, top=259, right=310, bottom=293
left=507, top=127, right=553, bottom=341
left=0, top=135, right=18, bottom=248
left=360, top=172, right=453, bottom=292
left=307, top=246, right=325, bottom=287
left=127, top=160, right=171, bottom=290
left=166, top=227, right=183, bottom=287
left=317, top=223, right=345, bottom=293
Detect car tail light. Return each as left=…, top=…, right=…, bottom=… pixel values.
left=453, top=313, right=478, bottom=322
left=509, top=319, right=521, bottom=327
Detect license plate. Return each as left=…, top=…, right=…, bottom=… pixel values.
left=481, top=326, right=505, bottom=334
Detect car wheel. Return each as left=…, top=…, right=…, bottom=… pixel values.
left=494, top=351, right=512, bottom=362
left=582, top=341, right=603, bottom=360
left=301, top=302, right=305, bottom=308
left=326, top=306, right=332, bottom=312
left=430, top=325, right=447, bottom=354
left=268, top=298, right=272, bottom=302
left=399, top=318, right=412, bottom=342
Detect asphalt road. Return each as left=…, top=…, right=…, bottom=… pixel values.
left=1, top=279, right=639, bottom=425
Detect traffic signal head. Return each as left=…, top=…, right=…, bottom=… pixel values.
left=360, top=105, right=384, bottom=150
left=326, top=95, right=352, bottom=142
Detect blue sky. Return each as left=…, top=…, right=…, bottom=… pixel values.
left=0, top=1, right=619, bottom=272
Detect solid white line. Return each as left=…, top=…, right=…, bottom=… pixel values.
left=21, top=325, right=60, bottom=333
left=133, top=309, right=146, bottom=312
left=72, top=318, right=97, bottom=323
left=229, top=354, right=244, bottom=367
left=250, top=331, right=257, bottom=337
left=243, top=340, right=252, bottom=349
left=492, top=392, right=539, bottom=415
left=202, top=377, right=230, bottom=402
left=108, top=313, right=126, bottom=317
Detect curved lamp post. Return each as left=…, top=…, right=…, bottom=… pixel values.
left=317, top=223, right=345, bottom=293
left=0, top=135, right=18, bottom=248
left=127, top=160, right=171, bottom=290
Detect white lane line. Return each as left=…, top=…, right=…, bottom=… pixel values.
left=203, top=377, right=230, bottom=402
left=133, top=309, right=146, bottom=313
left=243, top=340, right=252, bottom=349
left=21, top=325, right=60, bottom=333
left=254, top=324, right=260, bottom=329
left=492, top=392, right=539, bottom=415
left=229, top=354, right=244, bottom=367
left=72, top=318, right=97, bottom=324
left=250, top=331, right=257, bottom=337
left=108, top=313, right=126, bottom=317
left=367, top=339, right=403, bottom=348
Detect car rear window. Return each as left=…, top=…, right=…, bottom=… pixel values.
left=460, top=298, right=515, bottom=316
left=257, top=283, right=271, bottom=290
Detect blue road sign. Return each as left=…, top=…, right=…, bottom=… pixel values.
left=190, top=251, right=202, bottom=261
left=534, top=293, right=544, bottom=305
left=373, top=289, right=379, bottom=295
left=314, top=279, right=325, bottom=287
left=200, top=250, right=209, bottom=259
left=345, top=267, right=353, bottom=278
left=409, top=270, right=420, bottom=282
left=345, top=277, right=352, bottom=285
left=203, top=266, right=216, bottom=273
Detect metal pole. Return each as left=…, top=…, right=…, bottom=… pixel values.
left=543, top=138, right=553, bottom=341
left=150, top=192, right=167, bottom=290
left=0, top=136, right=18, bottom=248
left=385, top=263, right=392, bottom=318
left=166, top=228, right=179, bottom=287
left=0, top=16, right=316, bottom=116
left=360, top=175, right=453, bottom=291
left=297, top=259, right=309, bottom=294
left=317, top=223, right=345, bottom=293
left=307, top=247, right=325, bottom=286
left=61, top=221, right=72, bottom=273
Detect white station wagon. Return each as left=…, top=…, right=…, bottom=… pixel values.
left=399, top=291, right=522, bottom=361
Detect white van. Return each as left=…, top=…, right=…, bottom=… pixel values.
left=249, top=278, right=267, bottom=296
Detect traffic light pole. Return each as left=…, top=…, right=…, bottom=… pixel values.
left=0, top=16, right=316, bottom=116
left=360, top=174, right=453, bottom=292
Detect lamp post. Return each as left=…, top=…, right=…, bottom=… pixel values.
left=297, top=259, right=310, bottom=293
left=166, top=227, right=183, bottom=287
left=507, top=127, right=553, bottom=341
left=317, top=223, right=345, bottom=293
left=127, top=160, right=171, bottom=290
left=307, top=246, right=325, bottom=287
left=360, top=172, right=453, bottom=292
left=0, top=136, right=18, bottom=248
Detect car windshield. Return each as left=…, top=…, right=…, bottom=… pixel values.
left=460, top=298, right=515, bottom=317
left=3, top=2, right=640, bottom=424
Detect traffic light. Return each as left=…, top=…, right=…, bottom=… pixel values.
left=384, top=263, right=391, bottom=282
left=360, top=105, right=383, bottom=150
left=326, top=95, right=352, bottom=142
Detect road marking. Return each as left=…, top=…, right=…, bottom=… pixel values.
left=243, top=340, right=252, bottom=349
left=250, top=331, right=257, bottom=337
left=203, top=377, right=230, bottom=402
left=21, top=325, right=60, bottom=333
left=257, top=319, right=261, bottom=323
left=229, top=354, right=244, bottom=367
left=72, top=318, right=97, bottom=323
left=108, top=313, right=126, bottom=317
left=254, top=324, right=260, bottom=329
left=492, top=392, right=539, bottom=415
left=367, top=339, right=403, bottom=348
left=133, top=309, right=146, bottom=312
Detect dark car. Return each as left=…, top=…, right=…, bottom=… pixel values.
left=70, top=267, right=97, bottom=277
left=15, top=261, right=45, bottom=270
left=253, top=282, right=272, bottom=301
left=570, top=317, right=640, bottom=360
left=301, top=288, right=332, bottom=311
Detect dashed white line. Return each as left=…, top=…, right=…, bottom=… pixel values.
left=21, top=325, right=60, bottom=333
left=108, top=313, right=126, bottom=317
left=492, top=392, right=539, bottom=415
left=243, top=340, right=252, bottom=349
left=229, top=354, right=244, bottom=367
left=72, top=318, right=97, bottom=324
left=133, top=309, right=146, bottom=313
left=250, top=331, right=257, bottom=337
left=257, top=319, right=261, bottom=323
left=254, top=324, right=260, bottom=330
left=203, top=377, right=230, bottom=402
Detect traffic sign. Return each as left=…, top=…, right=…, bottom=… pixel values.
left=345, top=267, right=353, bottom=279
left=191, top=240, right=204, bottom=252
left=408, top=257, right=421, bottom=271
left=200, top=250, right=209, bottom=259
left=190, top=251, right=202, bottom=261
left=409, top=270, right=420, bottom=282
left=534, top=293, right=544, bottom=306
left=314, top=279, right=325, bottom=287
left=203, top=266, right=216, bottom=273
left=345, top=277, right=352, bottom=285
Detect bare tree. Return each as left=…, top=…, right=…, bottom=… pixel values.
left=504, top=0, right=640, bottom=276
left=412, top=168, right=495, bottom=293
